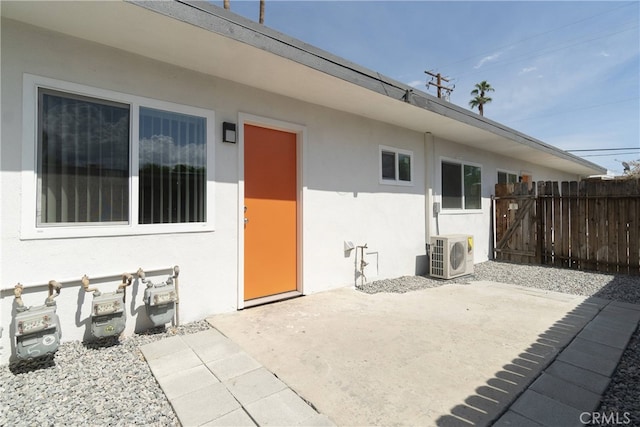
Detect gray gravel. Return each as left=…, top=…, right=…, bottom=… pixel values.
left=0, top=320, right=211, bottom=427
left=359, top=260, right=640, bottom=425
left=358, top=260, right=640, bottom=303
left=1, top=262, right=638, bottom=426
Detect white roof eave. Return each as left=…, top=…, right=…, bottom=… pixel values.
left=1, top=0, right=606, bottom=176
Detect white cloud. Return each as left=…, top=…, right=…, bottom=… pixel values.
left=139, top=135, right=206, bottom=168
left=407, top=80, right=424, bottom=88
left=519, top=67, right=537, bottom=74
left=600, top=51, right=610, bottom=57
left=473, top=52, right=502, bottom=69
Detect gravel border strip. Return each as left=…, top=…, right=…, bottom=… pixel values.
left=0, top=321, right=212, bottom=426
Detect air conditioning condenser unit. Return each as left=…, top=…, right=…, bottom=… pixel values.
left=430, top=234, right=474, bottom=279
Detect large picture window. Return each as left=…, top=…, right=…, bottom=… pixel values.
left=441, top=160, right=482, bottom=210
left=38, top=90, right=130, bottom=225
left=24, top=75, right=214, bottom=238
left=139, top=108, right=206, bottom=224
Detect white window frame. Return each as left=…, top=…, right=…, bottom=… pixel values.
left=21, top=74, right=215, bottom=239
left=440, top=157, right=483, bottom=211
left=497, top=169, right=519, bottom=184
left=379, top=145, right=413, bottom=186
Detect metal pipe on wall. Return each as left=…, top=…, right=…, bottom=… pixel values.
left=0, top=267, right=174, bottom=296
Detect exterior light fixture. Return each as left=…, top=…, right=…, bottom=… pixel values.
left=223, top=122, right=236, bottom=143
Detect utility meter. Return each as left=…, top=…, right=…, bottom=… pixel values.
left=82, top=274, right=132, bottom=339
left=138, top=266, right=180, bottom=327
left=13, top=281, right=62, bottom=360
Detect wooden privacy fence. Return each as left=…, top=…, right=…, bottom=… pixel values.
left=493, top=179, right=640, bottom=275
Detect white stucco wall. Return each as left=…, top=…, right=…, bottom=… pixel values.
left=0, top=19, right=428, bottom=363
left=0, top=18, right=584, bottom=363
left=429, top=136, right=580, bottom=262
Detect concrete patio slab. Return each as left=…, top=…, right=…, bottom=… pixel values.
left=528, top=373, right=601, bottom=412
left=145, top=347, right=202, bottom=379
left=543, top=360, right=611, bottom=395
left=244, top=388, right=320, bottom=426
left=577, top=321, right=634, bottom=349
left=206, top=351, right=263, bottom=382
left=156, top=364, right=219, bottom=400
left=202, top=408, right=256, bottom=426
left=557, top=337, right=623, bottom=377
left=224, top=367, right=288, bottom=406
left=610, top=301, right=640, bottom=312
left=493, top=410, right=543, bottom=427
left=170, top=382, right=240, bottom=427
left=139, top=335, right=188, bottom=360
left=207, top=282, right=600, bottom=426
left=509, top=390, right=584, bottom=427
left=182, top=329, right=243, bottom=363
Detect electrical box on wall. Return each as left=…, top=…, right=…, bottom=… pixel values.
left=82, top=274, right=132, bottom=339
left=138, top=266, right=180, bottom=327
left=13, top=281, right=62, bottom=360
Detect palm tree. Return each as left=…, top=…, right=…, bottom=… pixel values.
left=469, top=81, right=494, bottom=116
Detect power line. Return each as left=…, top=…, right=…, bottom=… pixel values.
left=567, top=148, right=640, bottom=152
left=580, top=153, right=637, bottom=157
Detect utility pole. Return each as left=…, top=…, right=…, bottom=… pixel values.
left=425, top=71, right=454, bottom=100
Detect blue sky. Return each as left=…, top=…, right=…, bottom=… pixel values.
left=211, top=1, right=639, bottom=175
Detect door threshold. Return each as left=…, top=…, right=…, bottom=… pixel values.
left=243, top=291, right=302, bottom=308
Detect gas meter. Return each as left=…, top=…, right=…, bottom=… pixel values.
left=13, top=281, right=62, bottom=360
left=138, top=266, right=180, bottom=327
left=82, top=274, right=132, bottom=339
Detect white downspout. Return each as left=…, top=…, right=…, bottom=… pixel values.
left=424, top=132, right=435, bottom=247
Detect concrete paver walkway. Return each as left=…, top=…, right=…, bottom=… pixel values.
left=140, top=329, right=335, bottom=426
left=494, top=300, right=640, bottom=427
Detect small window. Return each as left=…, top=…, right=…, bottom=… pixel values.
left=497, top=171, right=518, bottom=184
left=441, top=160, right=482, bottom=210
left=380, top=146, right=412, bottom=185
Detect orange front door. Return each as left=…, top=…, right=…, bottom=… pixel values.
left=244, top=124, right=297, bottom=301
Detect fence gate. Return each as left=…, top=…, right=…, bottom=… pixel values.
left=493, top=179, right=640, bottom=275
left=493, top=182, right=538, bottom=265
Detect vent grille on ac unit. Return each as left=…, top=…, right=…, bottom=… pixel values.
left=431, top=238, right=445, bottom=277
